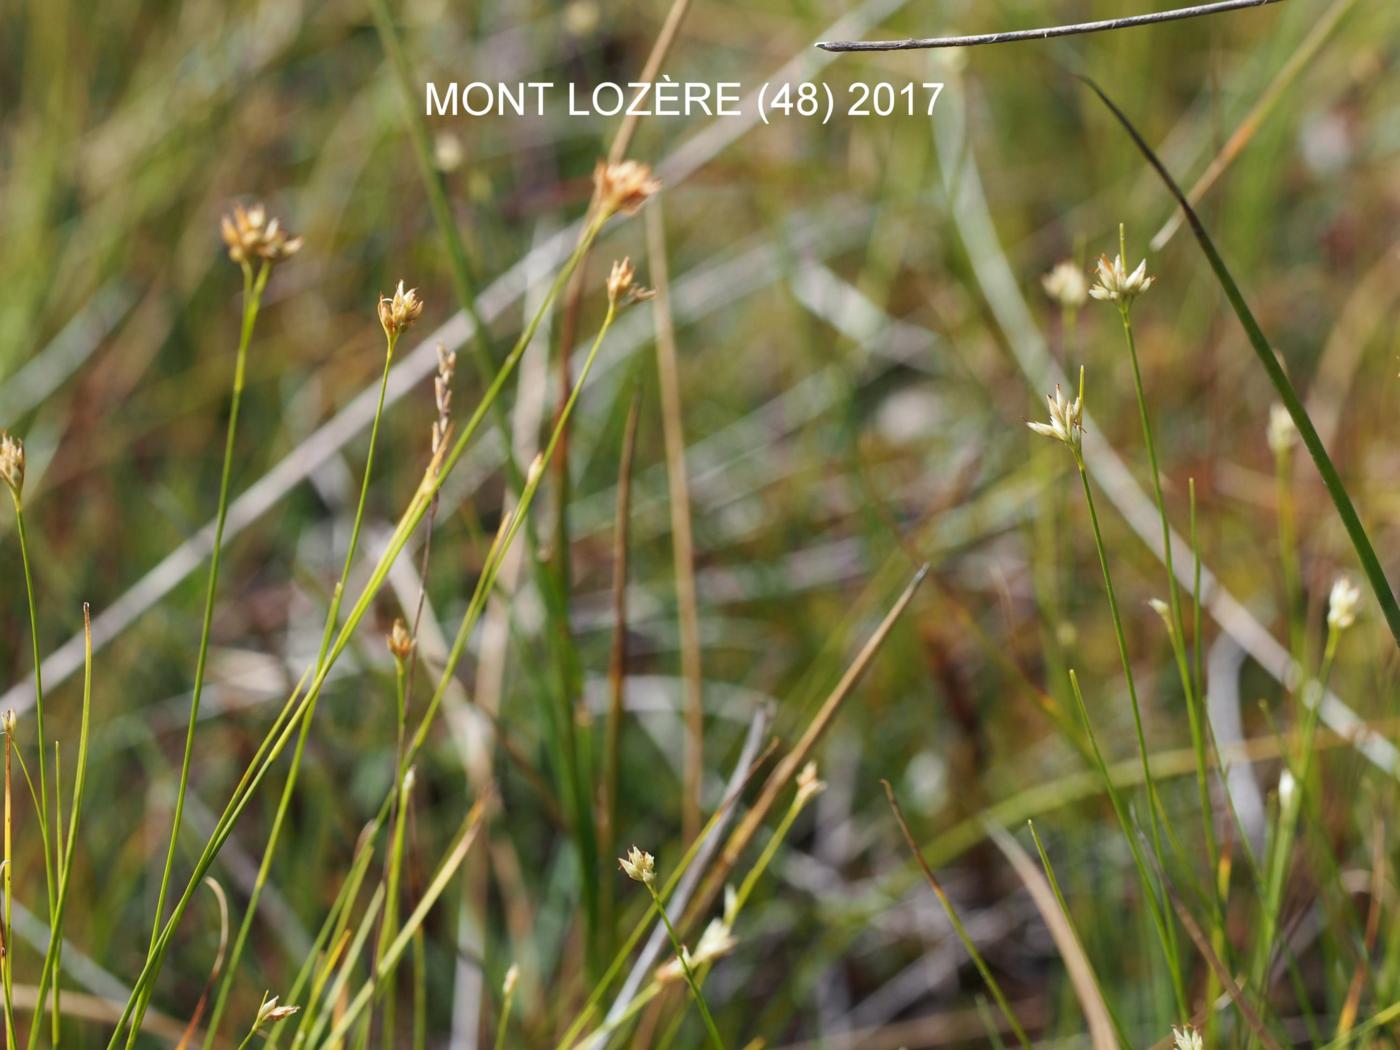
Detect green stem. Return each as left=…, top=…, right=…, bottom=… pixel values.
left=27, top=605, right=94, bottom=1050
left=203, top=329, right=399, bottom=1049
left=643, top=883, right=724, bottom=1050
left=1073, top=454, right=1188, bottom=1017
left=145, top=260, right=268, bottom=977
left=1114, top=265, right=1219, bottom=889
left=492, top=979, right=517, bottom=1050
left=11, top=501, right=55, bottom=925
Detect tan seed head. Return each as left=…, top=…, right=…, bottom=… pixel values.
left=387, top=618, right=414, bottom=661
left=594, top=160, right=661, bottom=217
left=379, top=281, right=424, bottom=338
left=0, top=432, right=24, bottom=497
left=220, top=203, right=302, bottom=266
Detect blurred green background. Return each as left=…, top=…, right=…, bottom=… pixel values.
left=2, top=0, right=1399, bottom=1045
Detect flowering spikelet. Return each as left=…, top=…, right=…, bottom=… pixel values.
left=1041, top=260, right=1088, bottom=309
left=1267, top=402, right=1298, bottom=456
left=795, top=761, right=827, bottom=806
left=656, top=917, right=736, bottom=985
left=594, top=160, right=661, bottom=217
left=220, top=203, right=302, bottom=265
left=432, top=344, right=456, bottom=457
left=1148, top=598, right=1172, bottom=631
left=1327, top=576, right=1361, bottom=631
left=1089, top=253, right=1154, bottom=304
left=606, top=257, right=655, bottom=307
left=619, top=845, right=656, bottom=885
left=2, top=711, right=15, bottom=736
left=1027, top=381, right=1084, bottom=451
left=379, top=281, right=424, bottom=338
left=1172, top=1025, right=1203, bottom=1050
left=502, top=963, right=520, bottom=997
left=387, top=618, right=413, bottom=662
left=0, top=431, right=24, bottom=497
left=254, top=994, right=300, bottom=1030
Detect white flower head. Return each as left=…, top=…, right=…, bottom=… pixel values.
left=1172, top=1025, right=1203, bottom=1050
left=0, top=431, right=24, bottom=497
left=795, top=761, right=827, bottom=806
left=1327, top=576, right=1361, bottom=632
left=619, top=845, right=656, bottom=886
left=1041, top=260, right=1088, bottom=310
left=254, top=994, right=300, bottom=1030
left=1089, top=253, right=1155, bottom=304
left=656, top=917, right=736, bottom=985
left=1148, top=598, right=1172, bottom=631
left=1277, top=768, right=1297, bottom=812
left=502, top=963, right=519, bottom=997
left=1267, top=403, right=1298, bottom=456
left=1027, top=376, right=1084, bottom=452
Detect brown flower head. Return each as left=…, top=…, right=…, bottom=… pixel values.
left=605, top=257, right=655, bottom=307
left=387, top=618, right=414, bottom=662
left=220, top=203, right=302, bottom=266
left=379, top=281, right=424, bottom=338
left=594, top=160, right=660, bottom=217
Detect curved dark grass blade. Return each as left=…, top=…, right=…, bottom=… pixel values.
left=818, top=0, right=1284, bottom=52
left=1078, top=75, right=1400, bottom=649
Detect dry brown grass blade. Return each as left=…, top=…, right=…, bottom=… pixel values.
left=983, top=823, right=1115, bottom=1050
left=600, top=386, right=642, bottom=893
left=1336, top=813, right=1386, bottom=1036
left=174, top=877, right=229, bottom=1050
left=1150, top=0, right=1361, bottom=250
left=682, top=564, right=928, bottom=930
left=550, top=0, right=695, bottom=639
left=646, top=200, right=706, bottom=846
left=10, top=985, right=194, bottom=1045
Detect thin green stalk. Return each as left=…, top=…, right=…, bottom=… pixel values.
left=319, top=802, right=486, bottom=1048
left=1255, top=624, right=1341, bottom=987
left=1112, top=225, right=1218, bottom=881
left=1072, top=445, right=1173, bottom=881
left=10, top=501, right=55, bottom=925
left=411, top=930, right=426, bottom=1050
left=3, top=713, right=15, bottom=1050
left=27, top=604, right=94, bottom=1050
left=1274, top=444, right=1304, bottom=666
left=370, top=767, right=415, bottom=1044
left=642, top=881, right=724, bottom=1050
left=1073, top=426, right=1189, bottom=1008
left=144, top=258, right=269, bottom=986
left=493, top=972, right=518, bottom=1050
left=204, top=323, right=400, bottom=1049
left=295, top=885, right=387, bottom=1049
left=1067, top=672, right=1188, bottom=1018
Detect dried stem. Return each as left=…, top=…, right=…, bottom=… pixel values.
left=818, top=0, right=1285, bottom=51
